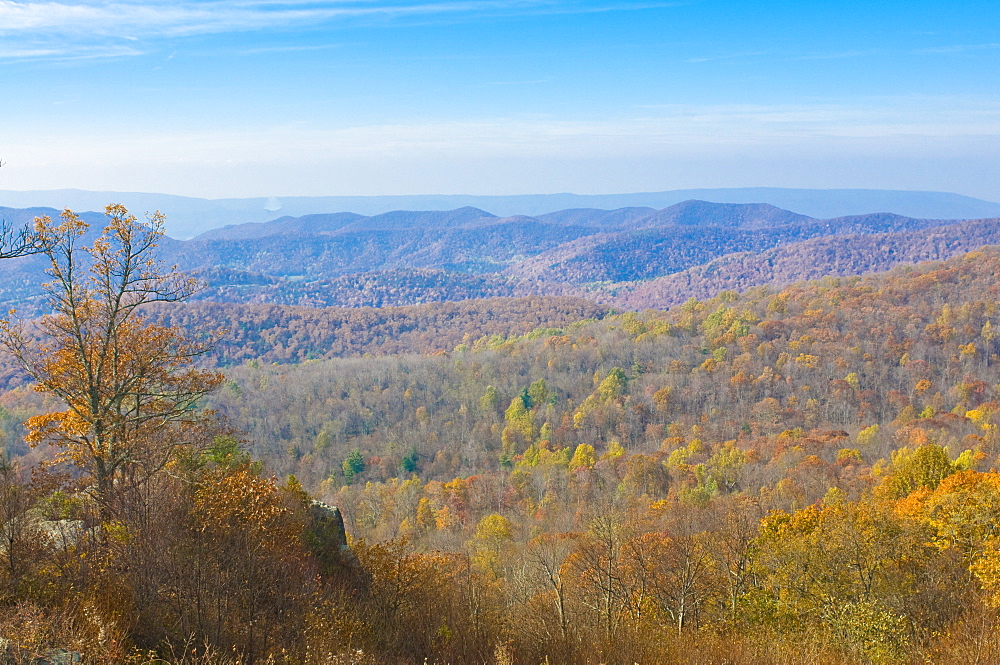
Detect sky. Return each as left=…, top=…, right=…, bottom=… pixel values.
left=1, top=0, right=999, bottom=200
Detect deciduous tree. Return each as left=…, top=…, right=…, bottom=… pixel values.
left=0, top=205, right=223, bottom=520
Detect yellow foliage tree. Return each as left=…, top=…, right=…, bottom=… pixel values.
left=469, top=513, right=514, bottom=576
left=569, top=444, right=596, bottom=471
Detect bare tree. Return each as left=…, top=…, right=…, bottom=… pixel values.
left=0, top=159, right=41, bottom=258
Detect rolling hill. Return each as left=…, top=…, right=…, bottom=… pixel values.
left=1, top=199, right=998, bottom=315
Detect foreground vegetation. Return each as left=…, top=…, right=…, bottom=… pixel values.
left=2, top=208, right=1000, bottom=663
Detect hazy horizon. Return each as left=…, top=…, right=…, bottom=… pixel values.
left=5, top=186, right=1000, bottom=240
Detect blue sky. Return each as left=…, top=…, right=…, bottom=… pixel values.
left=1, top=0, right=999, bottom=199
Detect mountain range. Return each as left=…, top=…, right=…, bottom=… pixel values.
left=3, top=187, right=999, bottom=239
left=2, top=198, right=999, bottom=320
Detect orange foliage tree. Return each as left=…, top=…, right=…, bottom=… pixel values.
left=0, top=205, right=223, bottom=520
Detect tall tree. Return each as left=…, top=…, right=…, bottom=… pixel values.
left=0, top=205, right=223, bottom=520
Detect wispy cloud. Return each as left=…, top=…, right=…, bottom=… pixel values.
left=684, top=42, right=1000, bottom=67
left=0, top=0, right=676, bottom=60
left=0, top=43, right=142, bottom=61
left=0, top=0, right=668, bottom=38
left=10, top=96, right=1000, bottom=163
left=626, top=98, right=1000, bottom=140
left=682, top=48, right=880, bottom=66
left=5, top=97, right=1000, bottom=199
left=792, top=49, right=876, bottom=61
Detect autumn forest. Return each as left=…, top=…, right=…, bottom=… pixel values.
left=2, top=205, right=1000, bottom=665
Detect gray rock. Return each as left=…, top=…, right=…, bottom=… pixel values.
left=35, top=521, right=85, bottom=550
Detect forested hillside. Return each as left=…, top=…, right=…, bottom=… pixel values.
left=205, top=248, right=1000, bottom=491
left=148, top=296, right=610, bottom=365
left=0, top=246, right=976, bottom=663
left=6, top=206, right=1000, bottom=664
left=195, top=267, right=517, bottom=308
left=613, top=218, right=1000, bottom=308
left=505, top=212, right=971, bottom=284
left=186, top=248, right=1000, bottom=663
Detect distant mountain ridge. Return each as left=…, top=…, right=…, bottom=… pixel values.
left=3, top=187, right=999, bottom=238
left=194, top=200, right=809, bottom=242
left=197, top=207, right=498, bottom=240
left=1, top=199, right=999, bottom=316
left=195, top=212, right=366, bottom=241
left=630, top=201, right=812, bottom=229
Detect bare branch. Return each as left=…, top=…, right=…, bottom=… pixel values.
left=0, top=220, right=40, bottom=259
left=0, top=160, right=43, bottom=258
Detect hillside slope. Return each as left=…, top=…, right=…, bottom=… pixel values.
left=194, top=246, right=1000, bottom=493
left=504, top=212, right=947, bottom=284
left=615, top=218, right=1000, bottom=308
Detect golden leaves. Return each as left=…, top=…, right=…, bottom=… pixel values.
left=1, top=205, right=221, bottom=513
